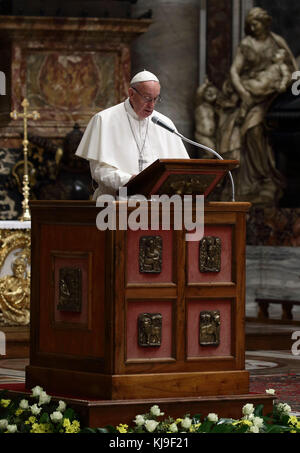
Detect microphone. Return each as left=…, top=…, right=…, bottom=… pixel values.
left=151, top=115, right=235, bottom=201
left=151, top=116, right=175, bottom=133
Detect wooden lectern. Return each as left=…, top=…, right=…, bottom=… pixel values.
left=26, top=159, right=273, bottom=426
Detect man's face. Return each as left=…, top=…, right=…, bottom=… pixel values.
left=129, top=81, right=161, bottom=119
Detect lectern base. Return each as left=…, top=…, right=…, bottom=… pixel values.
left=74, top=394, right=274, bottom=428
left=26, top=365, right=250, bottom=400
left=0, top=385, right=275, bottom=428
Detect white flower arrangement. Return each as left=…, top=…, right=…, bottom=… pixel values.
left=0, top=419, right=8, bottom=430
left=181, top=417, right=192, bottom=430
left=266, top=388, right=276, bottom=395
left=56, top=401, right=67, bottom=413
left=276, top=402, right=292, bottom=416
left=19, top=399, right=29, bottom=410
left=6, top=424, right=18, bottom=433
left=31, top=386, right=43, bottom=398
left=150, top=405, right=164, bottom=417
left=144, top=419, right=159, bottom=433
left=38, top=391, right=52, bottom=406
left=50, top=411, right=63, bottom=423
left=168, top=422, right=178, bottom=433
left=207, top=413, right=219, bottom=423
left=242, top=403, right=255, bottom=416
left=0, top=385, right=299, bottom=434
left=30, top=404, right=42, bottom=415
left=0, top=386, right=81, bottom=433
left=133, top=414, right=145, bottom=426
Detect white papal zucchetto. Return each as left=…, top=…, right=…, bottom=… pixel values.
left=130, top=70, right=159, bottom=85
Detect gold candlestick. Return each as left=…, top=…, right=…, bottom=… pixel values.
left=10, top=99, right=40, bottom=221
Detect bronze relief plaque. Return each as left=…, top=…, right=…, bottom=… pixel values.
left=139, top=235, right=162, bottom=273
left=199, top=236, right=221, bottom=272
left=138, top=313, right=162, bottom=347
left=199, top=310, right=220, bottom=346
left=57, top=267, right=82, bottom=312
left=157, top=174, right=216, bottom=195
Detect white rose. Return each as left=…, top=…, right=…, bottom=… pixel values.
left=249, top=425, right=259, bottom=433
left=284, top=403, right=291, bottom=414
left=31, top=386, right=43, bottom=398
left=253, top=416, right=264, bottom=429
left=7, top=424, right=18, bottom=433
left=266, top=389, right=275, bottom=395
left=133, top=415, right=145, bottom=426
left=145, top=420, right=159, bottom=433
left=181, top=417, right=192, bottom=430
left=277, top=403, right=291, bottom=415
left=57, top=400, right=66, bottom=412
left=207, top=413, right=218, bottom=423
left=50, top=411, right=63, bottom=423
left=150, top=405, right=164, bottom=417
left=19, top=399, right=29, bottom=410
left=0, top=419, right=8, bottom=430
left=169, top=422, right=178, bottom=433
left=30, top=403, right=42, bottom=415
left=38, top=391, right=51, bottom=405
left=242, top=403, right=254, bottom=416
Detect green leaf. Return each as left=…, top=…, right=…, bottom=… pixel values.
left=95, top=427, right=110, bottom=433
left=254, top=404, right=264, bottom=417
left=80, top=427, right=98, bottom=433
left=210, top=423, right=236, bottom=433
left=64, top=408, right=75, bottom=420
left=265, top=424, right=291, bottom=433
left=103, top=424, right=118, bottom=433
left=40, top=412, right=50, bottom=423
left=234, top=424, right=249, bottom=433
left=197, top=420, right=214, bottom=432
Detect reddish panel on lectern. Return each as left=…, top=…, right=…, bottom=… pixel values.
left=126, top=229, right=174, bottom=284
left=187, top=225, right=233, bottom=284
left=186, top=299, right=232, bottom=358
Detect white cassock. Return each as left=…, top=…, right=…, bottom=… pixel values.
left=75, top=98, right=189, bottom=198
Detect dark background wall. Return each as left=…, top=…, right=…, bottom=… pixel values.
left=131, top=0, right=199, bottom=154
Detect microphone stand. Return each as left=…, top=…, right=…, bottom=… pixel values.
left=174, top=131, right=235, bottom=202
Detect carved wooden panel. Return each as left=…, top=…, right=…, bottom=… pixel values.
left=139, top=235, right=162, bottom=274
left=57, top=267, right=82, bottom=313
left=138, top=313, right=162, bottom=347
left=199, top=236, right=221, bottom=273
left=199, top=310, right=220, bottom=346
left=157, top=174, right=216, bottom=196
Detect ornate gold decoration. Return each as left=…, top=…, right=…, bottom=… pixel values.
left=0, top=229, right=31, bottom=269
left=0, top=252, right=30, bottom=326
left=12, top=160, right=37, bottom=195
left=199, top=236, right=221, bottom=273
left=138, top=313, right=162, bottom=347
left=199, top=310, right=220, bottom=346
left=0, top=229, right=31, bottom=326
left=10, top=98, right=40, bottom=221
left=158, top=174, right=216, bottom=195
left=57, top=267, right=82, bottom=312
left=139, top=236, right=162, bottom=273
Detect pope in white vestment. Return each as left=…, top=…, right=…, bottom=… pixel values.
left=75, top=70, right=189, bottom=198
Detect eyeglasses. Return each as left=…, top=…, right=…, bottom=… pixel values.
left=132, top=86, right=162, bottom=104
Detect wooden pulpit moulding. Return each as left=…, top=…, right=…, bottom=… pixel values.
left=124, top=158, right=239, bottom=198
